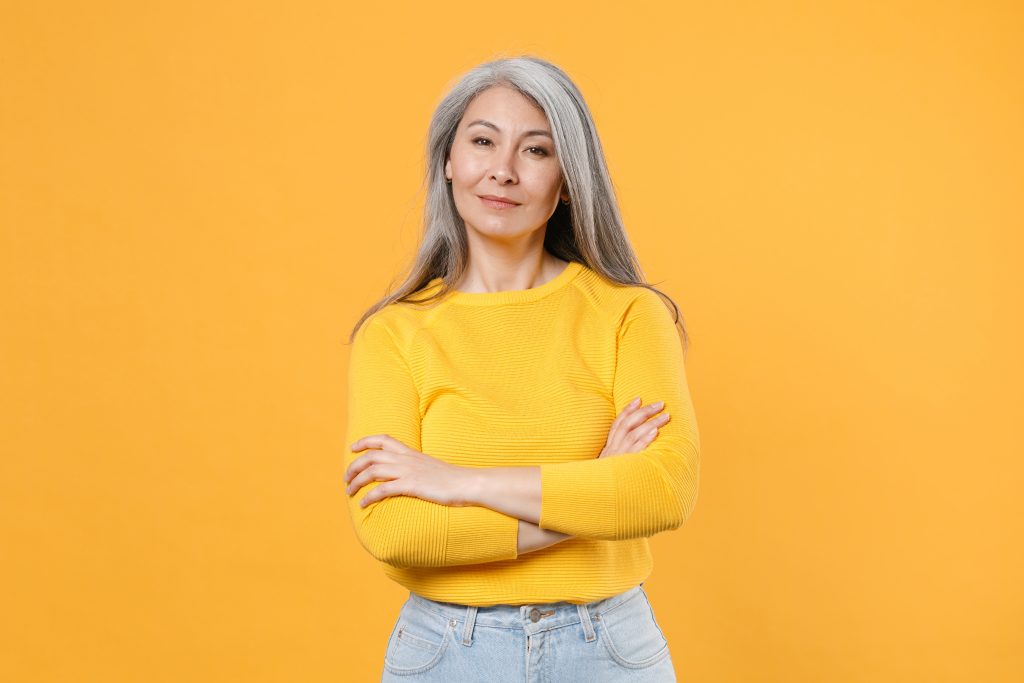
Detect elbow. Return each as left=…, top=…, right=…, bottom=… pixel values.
left=663, top=470, right=700, bottom=531
left=661, top=502, right=689, bottom=534
left=359, top=534, right=421, bottom=568
left=645, top=441, right=700, bottom=535
left=645, top=498, right=689, bottom=536
left=348, top=495, right=448, bottom=568
left=610, top=499, right=689, bottom=541
left=671, top=438, right=700, bottom=523
left=662, top=489, right=697, bottom=532
left=359, top=533, right=398, bottom=566
left=354, top=525, right=426, bottom=569
left=373, top=550, right=417, bottom=569
left=354, top=526, right=388, bottom=563
left=626, top=494, right=693, bottom=539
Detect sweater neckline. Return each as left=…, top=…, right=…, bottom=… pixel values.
left=438, top=260, right=584, bottom=306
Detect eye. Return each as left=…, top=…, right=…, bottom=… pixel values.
left=471, top=137, right=549, bottom=157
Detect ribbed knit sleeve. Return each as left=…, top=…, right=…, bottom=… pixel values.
left=344, top=315, right=520, bottom=568
left=538, top=288, right=701, bottom=540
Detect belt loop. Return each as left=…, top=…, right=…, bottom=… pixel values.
left=577, top=603, right=597, bottom=642
left=461, top=605, right=478, bottom=646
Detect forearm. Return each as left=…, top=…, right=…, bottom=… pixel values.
left=458, top=467, right=572, bottom=554
left=467, top=467, right=574, bottom=553
left=467, top=466, right=543, bottom=524
left=517, top=520, right=571, bottom=554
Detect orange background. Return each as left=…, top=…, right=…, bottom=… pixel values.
left=2, top=2, right=1021, bottom=681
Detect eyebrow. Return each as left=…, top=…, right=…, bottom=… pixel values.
left=466, top=119, right=553, bottom=139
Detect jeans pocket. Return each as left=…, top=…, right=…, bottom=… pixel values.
left=383, top=601, right=454, bottom=676
left=594, top=588, right=671, bottom=669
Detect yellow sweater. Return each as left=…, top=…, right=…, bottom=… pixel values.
left=343, top=260, right=700, bottom=606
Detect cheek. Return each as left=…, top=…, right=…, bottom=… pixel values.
left=449, top=151, right=486, bottom=182
left=523, top=172, right=563, bottom=203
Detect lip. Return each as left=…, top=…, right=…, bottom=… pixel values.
left=478, top=194, right=520, bottom=209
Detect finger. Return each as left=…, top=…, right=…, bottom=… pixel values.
left=352, top=434, right=410, bottom=454
left=344, top=450, right=387, bottom=484
left=647, top=412, right=671, bottom=429
left=347, top=463, right=396, bottom=496
left=359, top=480, right=405, bottom=508
left=609, top=397, right=643, bottom=438
left=619, top=396, right=642, bottom=416
left=641, top=424, right=660, bottom=442
left=629, top=424, right=659, bottom=451
left=613, top=396, right=642, bottom=424
left=622, top=400, right=666, bottom=433
left=346, top=454, right=374, bottom=485
left=350, top=434, right=390, bottom=452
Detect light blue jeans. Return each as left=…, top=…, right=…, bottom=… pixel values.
left=380, top=583, right=677, bottom=682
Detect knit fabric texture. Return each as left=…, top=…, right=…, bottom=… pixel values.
left=343, top=260, right=700, bottom=606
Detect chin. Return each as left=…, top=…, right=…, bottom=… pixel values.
left=474, top=221, right=530, bottom=238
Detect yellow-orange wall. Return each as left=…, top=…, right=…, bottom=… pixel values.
left=1, top=2, right=1020, bottom=681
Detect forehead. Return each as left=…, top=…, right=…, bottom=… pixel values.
left=461, top=85, right=549, bottom=130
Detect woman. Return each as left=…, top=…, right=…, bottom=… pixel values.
left=343, top=55, right=700, bottom=682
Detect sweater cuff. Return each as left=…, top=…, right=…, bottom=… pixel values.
left=444, top=506, right=520, bottom=565
left=539, top=458, right=619, bottom=537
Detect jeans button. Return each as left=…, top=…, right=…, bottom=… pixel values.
left=529, top=608, right=541, bottom=622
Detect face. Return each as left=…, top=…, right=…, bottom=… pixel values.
left=445, top=85, right=568, bottom=243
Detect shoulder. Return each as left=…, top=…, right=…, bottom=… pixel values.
left=621, top=286, right=674, bottom=319
left=354, top=299, right=436, bottom=356
left=571, top=266, right=674, bottom=330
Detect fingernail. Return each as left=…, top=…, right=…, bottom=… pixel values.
left=652, top=400, right=664, bottom=409
left=630, top=397, right=641, bottom=407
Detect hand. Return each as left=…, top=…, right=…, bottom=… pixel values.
left=599, top=397, right=670, bottom=458
left=344, top=434, right=475, bottom=508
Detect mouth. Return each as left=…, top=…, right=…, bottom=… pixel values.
left=478, top=195, right=520, bottom=210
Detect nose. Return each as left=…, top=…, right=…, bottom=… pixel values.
left=489, top=149, right=517, bottom=184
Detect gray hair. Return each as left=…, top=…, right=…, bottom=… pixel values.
left=348, top=54, right=690, bottom=354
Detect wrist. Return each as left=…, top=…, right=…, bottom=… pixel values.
left=461, top=466, right=489, bottom=507
left=517, top=520, right=573, bottom=555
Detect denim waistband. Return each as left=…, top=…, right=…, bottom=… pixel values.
left=406, top=583, right=645, bottom=646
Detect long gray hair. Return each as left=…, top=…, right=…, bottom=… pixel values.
left=348, top=54, right=690, bottom=354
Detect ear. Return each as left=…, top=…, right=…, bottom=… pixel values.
left=445, top=158, right=452, bottom=181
